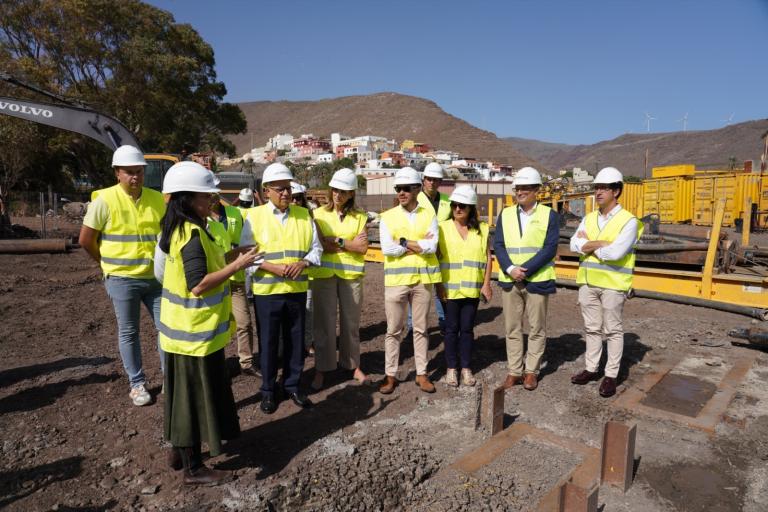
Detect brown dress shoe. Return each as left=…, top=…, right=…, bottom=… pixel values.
left=523, top=372, right=538, bottom=391
left=415, top=374, right=436, bottom=393
left=379, top=376, right=398, bottom=395
left=183, top=465, right=232, bottom=486
left=599, top=377, right=617, bottom=398
left=501, top=374, right=524, bottom=389
left=571, top=370, right=600, bottom=385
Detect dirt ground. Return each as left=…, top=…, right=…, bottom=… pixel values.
left=2, top=217, right=768, bottom=511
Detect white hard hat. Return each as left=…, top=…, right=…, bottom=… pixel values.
left=112, top=145, right=146, bottom=167
left=328, top=168, right=357, bottom=191
left=449, top=185, right=478, bottom=206
left=423, top=162, right=446, bottom=179
left=291, top=181, right=306, bottom=195
left=394, top=166, right=421, bottom=186
left=239, top=188, right=254, bottom=202
left=262, top=163, right=294, bottom=184
left=162, top=161, right=220, bottom=194
left=594, top=166, right=623, bottom=184
left=513, top=167, right=542, bottom=186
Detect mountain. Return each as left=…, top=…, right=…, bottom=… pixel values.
left=505, top=120, right=768, bottom=177
left=231, top=92, right=540, bottom=168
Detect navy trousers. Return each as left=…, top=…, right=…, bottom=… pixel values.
left=253, top=292, right=306, bottom=397
left=443, top=298, right=479, bottom=369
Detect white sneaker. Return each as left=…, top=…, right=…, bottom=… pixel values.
left=129, top=384, right=151, bottom=406
left=445, top=369, right=459, bottom=387
left=461, top=369, right=476, bottom=387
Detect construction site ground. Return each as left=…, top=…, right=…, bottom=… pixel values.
left=2, top=216, right=768, bottom=511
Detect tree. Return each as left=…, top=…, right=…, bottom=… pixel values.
left=0, top=0, right=246, bottom=187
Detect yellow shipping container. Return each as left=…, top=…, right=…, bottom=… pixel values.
left=693, top=173, right=762, bottom=227
left=652, top=164, right=696, bottom=179
left=642, top=177, right=693, bottom=223
left=621, top=182, right=644, bottom=218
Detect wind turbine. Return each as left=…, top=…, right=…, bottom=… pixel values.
left=644, top=112, right=657, bottom=133
left=721, top=113, right=734, bottom=125
left=677, top=112, right=689, bottom=132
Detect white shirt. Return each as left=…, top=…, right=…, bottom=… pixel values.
left=505, top=202, right=538, bottom=275
left=570, top=204, right=638, bottom=261
left=240, top=200, right=323, bottom=275
left=379, top=203, right=439, bottom=257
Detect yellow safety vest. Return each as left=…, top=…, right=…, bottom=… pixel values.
left=497, top=204, right=557, bottom=284
left=211, top=207, right=245, bottom=283
left=438, top=220, right=489, bottom=299
left=159, top=223, right=233, bottom=357
left=418, top=190, right=451, bottom=222
left=95, top=184, right=165, bottom=278
left=310, top=207, right=367, bottom=280
left=245, top=203, right=313, bottom=295
left=576, top=208, right=644, bottom=292
left=381, top=205, right=442, bottom=286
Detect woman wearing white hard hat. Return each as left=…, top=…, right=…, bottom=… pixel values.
left=309, top=168, right=369, bottom=390
left=436, top=185, right=492, bottom=387
left=157, top=161, right=261, bottom=486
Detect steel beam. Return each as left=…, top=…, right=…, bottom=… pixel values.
left=600, top=422, right=637, bottom=492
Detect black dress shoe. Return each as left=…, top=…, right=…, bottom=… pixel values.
left=260, top=395, right=277, bottom=414
left=571, top=370, right=600, bottom=385
left=287, top=391, right=313, bottom=408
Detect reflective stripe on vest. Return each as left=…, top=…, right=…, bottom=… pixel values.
left=437, top=220, right=489, bottom=299
left=96, top=185, right=164, bottom=278
left=418, top=191, right=451, bottom=222
left=159, top=223, right=233, bottom=357
left=246, top=203, right=313, bottom=295
left=309, top=207, right=367, bottom=280
left=497, top=204, right=556, bottom=284
left=208, top=218, right=245, bottom=283
left=381, top=205, right=441, bottom=286
left=576, top=208, right=643, bottom=292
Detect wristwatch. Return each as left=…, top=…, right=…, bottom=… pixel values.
left=337, top=237, right=345, bottom=248
left=399, top=237, right=408, bottom=248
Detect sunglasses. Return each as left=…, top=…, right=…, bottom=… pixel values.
left=394, top=185, right=417, bottom=193
left=451, top=202, right=469, bottom=210
left=267, top=185, right=291, bottom=194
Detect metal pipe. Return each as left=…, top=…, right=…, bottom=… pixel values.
left=555, top=279, right=768, bottom=320
left=0, top=239, right=71, bottom=254
left=634, top=242, right=710, bottom=252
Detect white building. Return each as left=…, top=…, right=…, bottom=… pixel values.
left=331, top=133, right=396, bottom=152
left=572, top=167, right=594, bottom=184
left=267, top=133, right=294, bottom=150
left=316, top=153, right=335, bottom=163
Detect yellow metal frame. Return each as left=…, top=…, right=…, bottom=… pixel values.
left=365, top=199, right=768, bottom=310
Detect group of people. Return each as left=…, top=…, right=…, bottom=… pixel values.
left=80, top=145, right=641, bottom=486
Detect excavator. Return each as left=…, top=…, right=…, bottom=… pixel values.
left=0, top=73, right=178, bottom=190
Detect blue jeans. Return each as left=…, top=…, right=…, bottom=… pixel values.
left=444, top=298, right=479, bottom=369
left=104, top=276, right=164, bottom=388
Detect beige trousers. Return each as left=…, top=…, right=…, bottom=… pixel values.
left=578, top=285, right=626, bottom=378
left=384, top=283, right=433, bottom=377
left=231, top=281, right=255, bottom=368
left=502, top=284, right=549, bottom=376
left=311, top=276, right=363, bottom=372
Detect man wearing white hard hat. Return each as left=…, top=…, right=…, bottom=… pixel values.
left=237, top=188, right=254, bottom=210
left=417, top=162, right=450, bottom=333
left=494, top=167, right=559, bottom=392
left=570, top=167, right=643, bottom=398
left=436, top=185, right=493, bottom=387
left=80, top=145, right=166, bottom=407
left=378, top=167, right=441, bottom=395
left=240, top=163, right=322, bottom=414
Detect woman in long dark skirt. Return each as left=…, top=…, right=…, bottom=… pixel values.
left=157, top=162, right=260, bottom=485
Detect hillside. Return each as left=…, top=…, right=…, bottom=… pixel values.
left=506, top=120, right=768, bottom=177
left=502, top=137, right=575, bottom=162
left=232, top=92, right=540, bottom=168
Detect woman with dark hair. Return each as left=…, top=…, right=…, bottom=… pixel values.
left=156, top=162, right=260, bottom=486
left=309, top=168, right=369, bottom=390
left=436, top=185, right=493, bottom=387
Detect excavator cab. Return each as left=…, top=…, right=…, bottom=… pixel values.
left=143, top=154, right=179, bottom=191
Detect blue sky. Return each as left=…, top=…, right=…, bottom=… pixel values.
left=148, top=0, right=767, bottom=145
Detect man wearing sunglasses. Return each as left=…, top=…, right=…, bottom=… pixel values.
left=240, top=163, right=323, bottom=414
left=378, top=167, right=442, bottom=394
left=494, top=167, right=559, bottom=393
